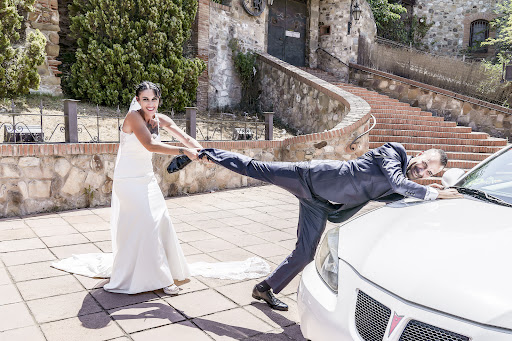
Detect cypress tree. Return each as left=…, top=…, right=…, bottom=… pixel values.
left=66, top=0, right=205, bottom=109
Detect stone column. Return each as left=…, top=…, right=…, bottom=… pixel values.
left=264, top=112, right=273, bottom=140
left=63, top=99, right=79, bottom=143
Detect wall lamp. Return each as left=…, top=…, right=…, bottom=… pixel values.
left=347, top=0, right=362, bottom=34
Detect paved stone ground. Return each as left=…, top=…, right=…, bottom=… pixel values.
left=0, top=185, right=383, bottom=341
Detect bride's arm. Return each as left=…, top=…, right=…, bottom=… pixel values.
left=125, top=111, right=199, bottom=159
left=158, top=113, right=203, bottom=149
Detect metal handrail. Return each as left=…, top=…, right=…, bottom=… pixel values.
left=316, top=47, right=350, bottom=68
left=349, top=114, right=376, bottom=150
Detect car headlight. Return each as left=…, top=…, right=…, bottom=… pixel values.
left=315, top=227, right=339, bottom=293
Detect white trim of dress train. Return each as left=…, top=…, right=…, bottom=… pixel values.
left=52, top=253, right=271, bottom=281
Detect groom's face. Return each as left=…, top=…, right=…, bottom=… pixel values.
left=137, top=89, right=160, bottom=116
left=406, top=151, right=443, bottom=180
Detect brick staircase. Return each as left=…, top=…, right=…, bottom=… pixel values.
left=300, top=68, right=509, bottom=185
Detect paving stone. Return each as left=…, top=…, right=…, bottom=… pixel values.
left=216, top=279, right=259, bottom=306
left=235, top=222, right=276, bottom=234
left=216, top=233, right=267, bottom=247
left=24, top=217, right=69, bottom=228
left=165, top=289, right=237, bottom=318
left=204, top=226, right=247, bottom=238
left=108, top=300, right=185, bottom=333
left=73, top=274, right=109, bottom=290
left=41, top=233, right=90, bottom=247
left=177, top=230, right=216, bottom=243
left=243, top=243, right=290, bottom=258
left=71, top=221, right=111, bottom=233
left=63, top=214, right=105, bottom=225
left=180, top=243, right=202, bottom=256
left=217, top=216, right=256, bottom=227
left=1, top=248, right=56, bottom=266
left=32, top=225, right=77, bottom=237
left=0, top=302, right=35, bottom=331
left=0, top=325, right=45, bottom=341
left=83, top=230, right=112, bottom=242
left=0, top=219, right=27, bottom=230
left=193, top=307, right=274, bottom=340
left=189, top=238, right=237, bottom=253
left=95, top=241, right=112, bottom=252
left=90, top=289, right=159, bottom=310
left=16, top=274, right=84, bottom=301
left=0, top=238, right=46, bottom=253
left=283, top=323, right=307, bottom=341
left=209, top=247, right=259, bottom=262
left=40, top=312, right=124, bottom=341
left=0, top=267, right=11, bottom=285
left=27, top=291, right=102, bottom=323
left=258, top=231, right=297, bottom=243
left=131, top=321, right=211, bottom=341
left=58, top=209, right=95, bottom=217
left=0, top=283, right=22, bottom=305
left=173, top=222, right=198, bottom=232
left=0, top=228, right=36, bottom=241
left=50, top=243, right=102, bottom=259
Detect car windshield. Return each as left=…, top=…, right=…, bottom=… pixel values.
left=455, top=147, right=512, bottom=205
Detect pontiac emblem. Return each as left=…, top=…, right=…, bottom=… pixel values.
left=389, top=312, right=404, bottom=336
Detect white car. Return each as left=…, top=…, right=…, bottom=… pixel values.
left=297, top=145, right=512, bottom=341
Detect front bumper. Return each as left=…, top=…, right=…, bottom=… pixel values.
left=297, top=260, right=512, bottom=341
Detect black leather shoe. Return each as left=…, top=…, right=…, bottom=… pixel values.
left=167, top=154, right=192, bottom=174
left=252, top=285, right=288, bottom=311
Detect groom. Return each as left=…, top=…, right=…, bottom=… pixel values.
left=198, top=142, right=462, bottom=311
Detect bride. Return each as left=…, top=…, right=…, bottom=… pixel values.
left=53, top=82, right=269, bottom=295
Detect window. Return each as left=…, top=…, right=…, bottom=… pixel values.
left=469, top=20, right=489, bottom=53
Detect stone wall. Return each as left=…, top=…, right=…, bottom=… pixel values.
left=350, top=63, right=512, bottom=141
left=317, top=0, right=376, bottom=65
left=207, top=1, right=267, bottom=111
left=1, top=55, right=371, bottom=217
left=27, top=0, right=62, bottom=94
left=413, top=0, right=498, bottom=56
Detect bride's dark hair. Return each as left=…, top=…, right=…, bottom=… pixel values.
left=135, top=81, right=161, bottom=98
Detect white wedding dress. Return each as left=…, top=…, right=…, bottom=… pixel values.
left=52, top=102, right=269, bottom=294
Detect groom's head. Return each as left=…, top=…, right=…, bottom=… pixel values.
left=406, top=149, right=447, bottom=180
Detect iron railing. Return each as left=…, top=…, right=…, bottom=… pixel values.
left=0, top=99, right=274, bottom=144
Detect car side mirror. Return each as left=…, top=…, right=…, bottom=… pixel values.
left=441, top=168, right=466, bottom=187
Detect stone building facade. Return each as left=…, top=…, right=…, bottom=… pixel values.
left=413, top=0, right=500, bottom=57
left=27, top=0, right=62, bottom=94
left=28, top=0, right=377, bottom=111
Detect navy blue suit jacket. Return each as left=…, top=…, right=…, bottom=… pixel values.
left=308, top=143, right=429, bottom=221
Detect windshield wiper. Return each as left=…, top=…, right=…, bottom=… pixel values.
left=451, top=186, right=512, bottom=208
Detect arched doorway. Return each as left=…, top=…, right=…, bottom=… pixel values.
left=267, top=0, right=307, bottom=66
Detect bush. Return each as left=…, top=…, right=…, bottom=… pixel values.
left=66, top=0, right=206, bottom=110
left=0, top=0, right=46, bottom=99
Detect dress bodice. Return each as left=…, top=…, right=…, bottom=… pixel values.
left=113, top=117, right=160, bottom=179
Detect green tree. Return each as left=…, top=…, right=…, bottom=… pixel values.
left=0, top=0, right=46, bottom=98
left=366, top=0, right=406, bottom=33
left=66, top=0, right=206, bottom=110
left=483, top=0, right=512, bottom=59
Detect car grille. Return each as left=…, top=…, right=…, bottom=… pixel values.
left=355, top=290, right=391, bottom=341
left=399, top=320, right=470, bottom=341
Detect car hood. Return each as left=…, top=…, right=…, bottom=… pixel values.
left=338, top=197, right=512, bottom=330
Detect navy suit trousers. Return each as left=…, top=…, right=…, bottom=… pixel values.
left=200, top=148, right=333, bottom=294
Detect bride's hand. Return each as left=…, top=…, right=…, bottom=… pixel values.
left=183, top=148, right=199, bottom=160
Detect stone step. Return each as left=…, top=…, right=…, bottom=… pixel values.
left=370, top=135, right=508, bottom=147
left=375, top=117, right=457, bottom=127
left=372, top=109, right=431, bottom=116
left=370, top=141, right=505, bottom=154
left=372, top=113, right=444, bottom=121
left=370, top=104, right=421, bottom=110
left=371, top=129, right=489, bottom=140
left=407, top=150, right=493, bottom=162
left=375, top=123, right=472, bottom=133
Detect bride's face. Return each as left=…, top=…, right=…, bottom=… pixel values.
left=137, top=89, right=160, bottom=116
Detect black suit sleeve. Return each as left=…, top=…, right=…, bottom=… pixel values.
left=373, top=143, right=428, bottom=199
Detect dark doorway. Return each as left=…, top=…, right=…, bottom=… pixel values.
left=267, top=0, right=307, bottom=67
